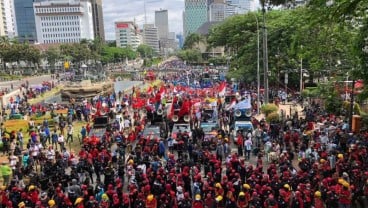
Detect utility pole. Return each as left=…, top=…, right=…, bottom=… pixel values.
left=262, top=5, right=269, bottom=104
left=349, top=80, right=355, bottom=132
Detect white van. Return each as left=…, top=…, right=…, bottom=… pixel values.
left=232, top=121, right=254, bottom=142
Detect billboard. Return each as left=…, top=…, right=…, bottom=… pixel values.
left=116, top=23, right=129, bottom=29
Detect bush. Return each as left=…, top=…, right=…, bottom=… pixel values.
left=266, top=112, right=280, bottom=123
left=261, top=103, right=279, bottom=116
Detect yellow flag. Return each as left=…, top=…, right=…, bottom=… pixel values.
left=64, top=61, right=70, bottom=69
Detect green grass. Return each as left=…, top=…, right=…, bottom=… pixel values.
left=28, top=87, right=61, bottom=105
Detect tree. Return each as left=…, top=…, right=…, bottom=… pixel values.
left=183, top=33, right=205, bottom=50
left=44, top=47, right=61, bottom=72
left=0, top=36, right=10, bottom=70
left=177, top=49, right=202, bottom=64
left=137, top=44, right=155, bottom=58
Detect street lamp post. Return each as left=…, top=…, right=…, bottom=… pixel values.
left=262, top=6, right=269, bottom=104
left=254, top=14, right=260, bottom=115
left=300, top=58, right=303, bottom=94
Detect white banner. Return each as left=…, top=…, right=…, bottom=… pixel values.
left=234, top=97, right=251, bottom=109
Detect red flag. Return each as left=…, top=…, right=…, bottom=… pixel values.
left=218, top=82, right=226, bottom=96
left=179, top=99, right=192, bottom=117
left=355, top=80, right=364, bottom=89
left=146, top=86, right=152, bottom=94
left=132, top=98, right=145, bottom=109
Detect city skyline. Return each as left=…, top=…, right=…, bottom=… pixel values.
left=103, top=0, right=259, bottom=41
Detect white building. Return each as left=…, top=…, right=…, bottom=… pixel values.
left=0, top=0, right=17, bottom=38
left=155, top=9, right=168, bottom=39
left=143, top=24, right=159, bottom=54
left=115, top=21, right=141, bottom=50
left=209, top=1, right=225, bottom=22
left=33, top=0, right=94, bottom=44
left=225, top=0, right=251, bottom=18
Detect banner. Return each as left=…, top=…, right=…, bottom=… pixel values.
left=234, top=97, right=251, bottom=109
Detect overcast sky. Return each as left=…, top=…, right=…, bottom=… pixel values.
left=102, top=0, right=259, bottom=41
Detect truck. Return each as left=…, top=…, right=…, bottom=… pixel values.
left=231, top=120, right=254, bottom=143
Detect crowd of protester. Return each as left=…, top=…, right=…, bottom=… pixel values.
left=0, top=68, right=367, bottom=208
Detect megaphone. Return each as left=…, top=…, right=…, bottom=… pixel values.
left=235, top=109, right=242, bottom=117
left=172, top=115, right=179, bottom=122
left=184, top=115, right=190, bottom=122
left=245, top=109, right=252, bottom=117
left=157, top=109, right=163, bottom=115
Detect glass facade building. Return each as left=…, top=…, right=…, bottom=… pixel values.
left=183, top=0, right=208, bottom=38
left=14, top=0, right=37, bottom=43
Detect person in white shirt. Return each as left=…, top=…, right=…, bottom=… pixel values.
left=244, top=137, right=253, bottom=160
left=46, top=146, right=55, bottom=161
left=58, top=134, right=65, bottom=150
left=124, top=118, right=131, bottom=129
left=66, top=124, right=73, bottom=143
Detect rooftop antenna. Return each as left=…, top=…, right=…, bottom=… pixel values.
left=144, top=0, right=147, bottom=25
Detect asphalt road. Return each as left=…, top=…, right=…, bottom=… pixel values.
left=0, top=75, right=56, bottom=91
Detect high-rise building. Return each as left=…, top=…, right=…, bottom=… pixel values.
left=155, top=9, right=168, bottom=39
left=90, top=0, right=105, bottom=41
left=183, top=0, right=208, bottom=38
left=143, top=24, right=159, bottom=54
left=115, top=21, right=140, bottom=50
left=176, top=33, right=184, bottom=49
left=0, top=1, right=6, bottom=36
left=33, top=0, right=94, bottom=44
left=14, top=0, right=37, bottom=43
left=155, top=9, right=169, bottom=54
left=209, top=1, right=225, bottom=22
left=0, top=0, right=17, bottom=38
left=225, top=0, right=251, bottom=18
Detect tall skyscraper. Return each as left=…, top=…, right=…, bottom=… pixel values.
left=0, top=1, right=6, bottom=36
left=209, top=0, right=225, bottom=22
left=115, top=21, right=141, bottom=50
left=176, top=33, right=184, bottom=49
left=225, top=0, right=251, bottom=18
left=14, top=0, right=37, bottom=43
left=1, top=0, right=17, bottom=38
left=90, top=0, right=105, bottom=41
left=33, top=0, right=94, bottom=44
left=155, top=9, right=168, bottom=39
left=183, top=0, right=208, bottom=38
left=143, top=24, right=159, bottom=54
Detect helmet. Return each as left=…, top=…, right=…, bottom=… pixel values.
left=102, top=193, right=109, bottom=201
left=195, top=194, right=201, bottom=200
left=215, top=183, right=222, bottom=188
left=215, top=195, right=223, bottom=202
left=338, top=154, right=344, bottom=159
left=29, top=185, right=35, bottom=191
left=18, top=202, right=26, bottom=207
left=75, top=197, right=84, bottom=205
left=315, top=191, right=321, bottom=197
left=48, top=200, right=56, bottom=206
left=243, top=184, right=251, bottom=190
left=284, top=184, right=290, bottom=190
left=128, top=159, right=134, bottom=165
left=320, top=159, right=326, bottom=163
left=147, top=194, right=154, bottom=201
left=343, top=182, right=350, bottom=188
left=239, top=192, right=245, bottom=196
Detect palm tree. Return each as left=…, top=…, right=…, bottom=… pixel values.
left=0, top=36, right=10, bottom=70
